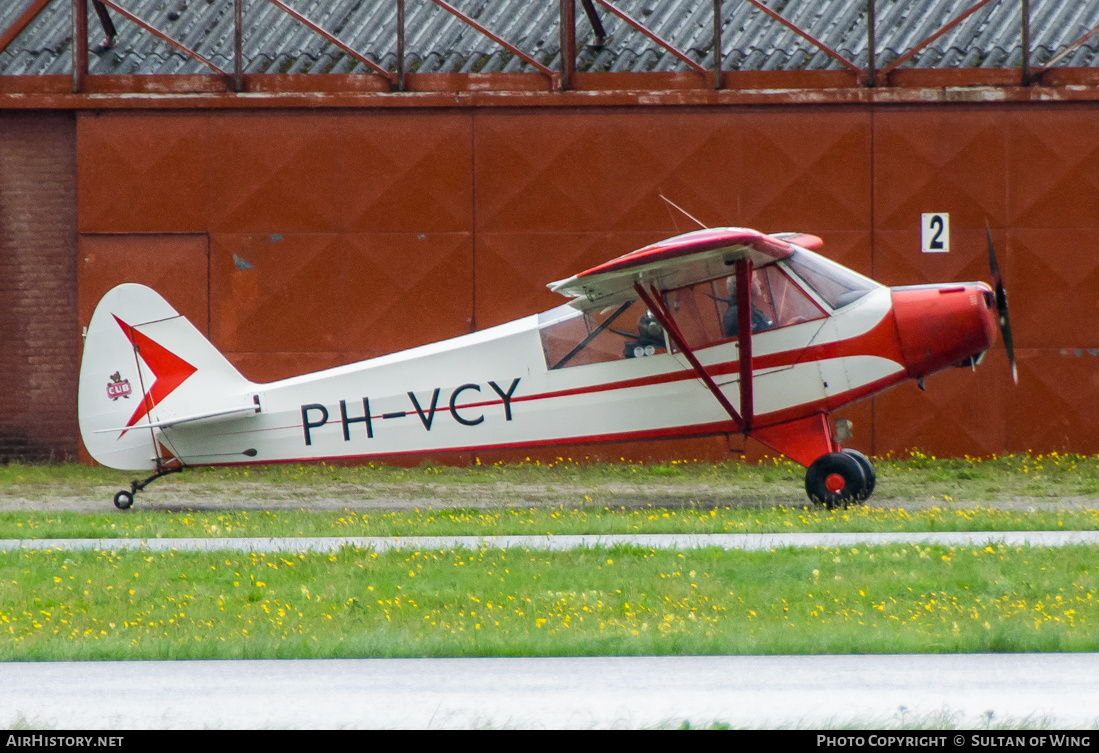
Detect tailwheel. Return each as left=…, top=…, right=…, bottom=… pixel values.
left=805, top=452, right=867, bottom=510
left=841, top=449, right=876, bottom=502
left=113, top=490, right=134, bottom=510
left=109, top=465, right=183, bottom=510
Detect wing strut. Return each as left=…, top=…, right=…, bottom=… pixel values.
left=734, top=258, right=754, bottom=431
left=633, top=281, right=745, bottom=433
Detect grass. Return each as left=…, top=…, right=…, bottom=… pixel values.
left=4, top=454, right=1099, bottom=664
left=2, top=451, right=1099, bottom=539
left=3, top=450, right=1099, bottom=503
left=4, top=505, right=1099, bottom=540
left=4, top=542, right=1099, bottom=661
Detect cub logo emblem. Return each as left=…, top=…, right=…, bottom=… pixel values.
left=107, top=371, right=132, bottom=401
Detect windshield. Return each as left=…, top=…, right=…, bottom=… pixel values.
left=782, top=250, right=879, bottom=309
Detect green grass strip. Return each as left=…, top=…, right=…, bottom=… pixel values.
left=4, top=543, right=1098, bottom=661
left=4, top=506, right=1099, bottom=540
left=3, top=451, right=1099, bottom=500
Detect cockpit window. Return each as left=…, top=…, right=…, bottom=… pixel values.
left=539, top=300, right=666, bottom=370
left=664, top=266, right=825, bottom=351
left=783, top=250, right=879, bottom=309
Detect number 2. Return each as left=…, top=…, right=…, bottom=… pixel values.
left=928, top=215, right=945, bottom=250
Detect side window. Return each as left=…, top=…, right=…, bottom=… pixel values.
left=663, top=266, right=826, bottom=353
left=665, top=280, right=725, bottom=350
left=539, top=300, right=667, bottom=370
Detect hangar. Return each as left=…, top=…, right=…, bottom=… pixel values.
left=2, top=0, right=1098, bottom=464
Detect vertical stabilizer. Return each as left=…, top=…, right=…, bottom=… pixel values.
left=78, top=284, right=254, bottom=471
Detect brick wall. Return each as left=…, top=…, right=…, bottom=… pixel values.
left=0, top=112, right=78, bottom=461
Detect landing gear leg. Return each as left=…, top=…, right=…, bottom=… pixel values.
left=113, top=464, right=183, bottom=510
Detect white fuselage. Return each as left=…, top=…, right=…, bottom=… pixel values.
left=159, top=287, right=903, bottom=466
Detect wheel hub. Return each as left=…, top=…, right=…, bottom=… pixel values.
left=824, top=473, right=846, bottom=494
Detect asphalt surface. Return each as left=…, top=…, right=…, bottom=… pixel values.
left=3, top=653, right=1098, bottom=729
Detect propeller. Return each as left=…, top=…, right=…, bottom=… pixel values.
left=985, top=222, right=1018, bottom=385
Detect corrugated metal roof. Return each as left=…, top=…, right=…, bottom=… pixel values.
left=1, top=0, right=1097, bottom=78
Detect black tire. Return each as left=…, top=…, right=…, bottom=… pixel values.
left=841, top=448, right=876, bottom=502
left=113, top=490, right=134, bottom=510
left=805, top=452, right=866, bottom=510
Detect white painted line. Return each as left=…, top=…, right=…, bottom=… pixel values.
left=4, top=530, right=1099, bottom=552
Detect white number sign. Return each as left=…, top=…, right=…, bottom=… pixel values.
left=921, top=213, right=949, bottom=254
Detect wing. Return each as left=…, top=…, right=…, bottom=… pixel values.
left=548, top=227, right=812, bottom=308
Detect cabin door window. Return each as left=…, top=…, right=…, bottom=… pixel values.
left=664, top=267, right=826, bottom=352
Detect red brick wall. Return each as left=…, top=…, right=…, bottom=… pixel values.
left=0, top=112, right=78, bottom=461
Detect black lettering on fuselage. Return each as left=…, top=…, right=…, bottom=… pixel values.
left=299, top=377, right=519, bottom=445
left=450, top=383, right=484, bottom=426
left=488, top=378, right=521, bottom=421
left=408, top=388, right=442, bottom=430
left=340, top=398, right=373, bottom=440
left=301, top=404, right=329, bottom=446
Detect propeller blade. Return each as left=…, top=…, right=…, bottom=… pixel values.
left=985, top=222, right=1017, bottom=385
left=986, top=222, right=1002, bottom=290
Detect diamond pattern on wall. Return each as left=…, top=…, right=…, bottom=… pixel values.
left=207, top=113, right=344, bottom=233
left=872, top=351, right=1008, bottom=458
left=69, top=105, right=1099, bottom=459
left=1007, top=348, right=1099, bottom=453
left=475, top=113, right=612, bottom=232
left=739, top=112, right=871, bottom=232
left=225, top=351, right=351, bottom=385
left=342, top=113, right=473, bottom=233
left=210, top=233, right=345, bottom=353
left=211, top=231, right=474, bottom=361
left=475, top=231, right=666, bottom=328
left=78, top=112, right=207, bottom=233
left=77, top=234, right=209, bottom=334
left=1008, top=109, right=1099, bottom=229
left=874, top=109, right=1008, bottom=231
left=338, top=232, right=474, bottom=356
left=872, top=228, right=1004, bottom=288
left=1008, top=228, right=1099, bottom=349
left=474, top=112, right=743, bottom=233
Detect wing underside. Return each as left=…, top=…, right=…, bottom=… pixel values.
left=548, top=228, right=803, bottom=309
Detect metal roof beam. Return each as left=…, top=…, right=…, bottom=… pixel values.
left=264, top=0, right=395, bottom=86
left=739, top=0, right=863, bottom=76
left=1033, top=20, right=1099, bottom=77
left=594, top=0, right=709, bottom=77
left=579, top=0, right=607, bottom=46
left=878, top=0, right=998, bottom=80
left=96, top=0, right=227, bottom=76
left=429, top=0, right=555, bottom=80
left=0, top=0, right=53, bottom=56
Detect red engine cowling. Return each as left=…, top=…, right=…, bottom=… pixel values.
left=890, top=283, right=999, bottom=379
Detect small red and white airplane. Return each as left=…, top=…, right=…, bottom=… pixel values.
left=78, top=225, right=1014, bottom=510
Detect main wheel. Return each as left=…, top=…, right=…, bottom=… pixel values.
left=841, top=449, right=876, bottom=502
left=805, top=452, right=866, bottom=510
left=113, top=490, right=134, bottom=510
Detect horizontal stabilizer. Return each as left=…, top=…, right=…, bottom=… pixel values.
left=93, top=400, right=260, bottom=434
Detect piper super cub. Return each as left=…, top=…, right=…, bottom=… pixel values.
left=78, top=225, right=1015, bottom=510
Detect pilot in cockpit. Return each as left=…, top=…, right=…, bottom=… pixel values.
left=722, top=273, right=775, bottom=338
